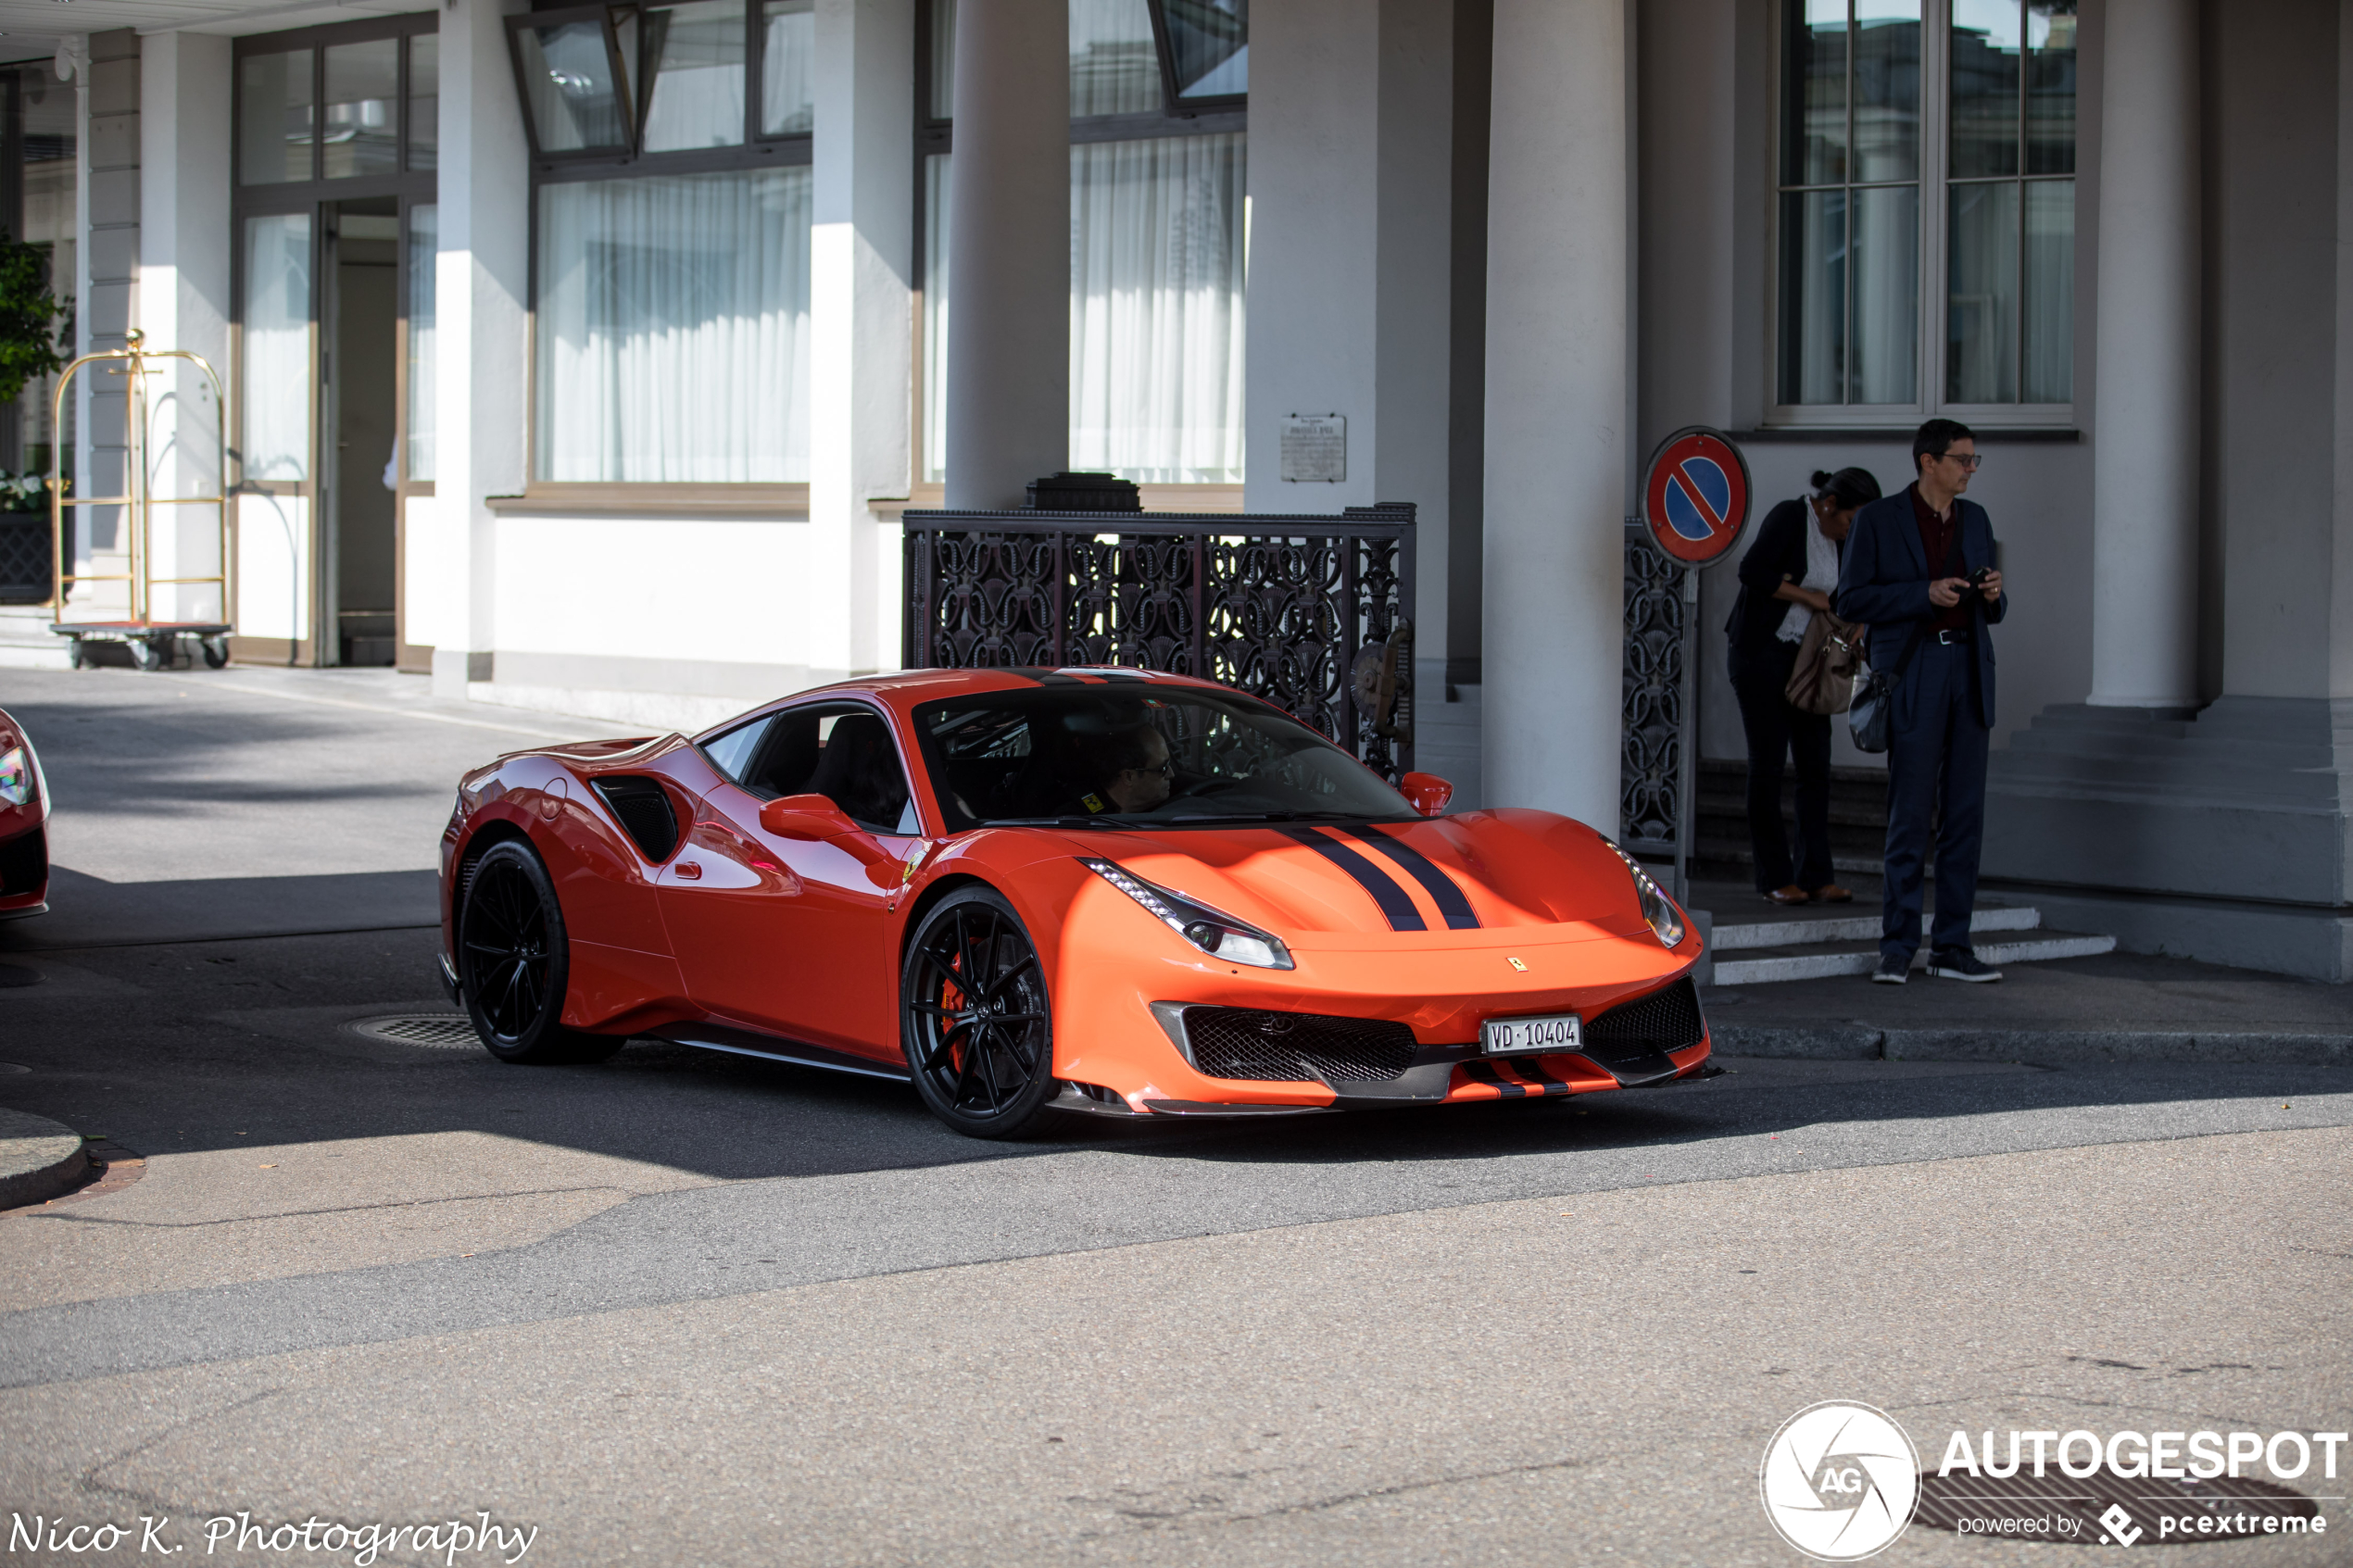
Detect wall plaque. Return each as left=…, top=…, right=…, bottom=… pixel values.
left=1279, top=414, right=1347, bottom=483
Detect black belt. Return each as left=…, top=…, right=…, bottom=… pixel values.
left=1932, top=629, right=1973, bottom=646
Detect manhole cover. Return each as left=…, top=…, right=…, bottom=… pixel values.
left=349, top=1014, right=480, bottom=1049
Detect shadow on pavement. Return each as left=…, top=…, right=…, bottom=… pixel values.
left=3, top=922, right=2347, bottom=1187
left=0, top=867, right=439, bottom=949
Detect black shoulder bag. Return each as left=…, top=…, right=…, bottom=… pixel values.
left=1847, top=523, right=1967, bottom=755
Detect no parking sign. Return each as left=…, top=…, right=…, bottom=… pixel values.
left=1641, top=426, right=1752, bottom=567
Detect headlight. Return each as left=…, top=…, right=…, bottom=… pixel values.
left=1079, top=858, right=1295, bottom=970
left=1604, top=840, right=1686, bottom=948
left=0, top=746, right=31, bottom=808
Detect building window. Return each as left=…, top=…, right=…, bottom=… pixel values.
left=510, top=0, right=814, bottom=483
left=922, top=0, right=1249, bottom=486
left=1774, top=0, right=2075, bottom=419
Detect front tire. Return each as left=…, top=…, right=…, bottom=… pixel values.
left=901, top=887, right=1059, bottom=1137
left=458, top=839, right=622, bottom=1064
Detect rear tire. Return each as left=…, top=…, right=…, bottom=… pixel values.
left=458, top=839, right=623, bottom=1064
left=901, top=886, right=1060, bottom=1137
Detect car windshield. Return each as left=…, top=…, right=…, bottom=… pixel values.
left=913, top=683, right=1416, bottom=832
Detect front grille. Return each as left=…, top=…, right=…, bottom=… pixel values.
left=1183, top=1007, right=1418, bottom=1084
left=1582, top=978, right=1705, bottom=1063
left=592, top=776, right=680, bottom=862
left=0, top=827, right=45, bottom=897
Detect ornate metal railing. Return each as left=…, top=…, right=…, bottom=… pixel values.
left=1621, top=521, right=1697, bottom=896
left=903, top=505, right=1416, bottom=778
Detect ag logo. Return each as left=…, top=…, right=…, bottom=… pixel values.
left=1760, top=1401, right=1920, bottom=1561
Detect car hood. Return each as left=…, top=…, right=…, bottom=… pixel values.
left=1049, top=809, right=1661, bottom=951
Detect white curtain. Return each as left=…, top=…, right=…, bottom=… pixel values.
left=1069, top=132, right=1248, bottom=484
left=405, top=204, right=437, bottom=482
left=536, top=168, right=812, bottom=483
left=925, top=135, right=1249, bottom=486
left=242, top=212, right=312, bottom=482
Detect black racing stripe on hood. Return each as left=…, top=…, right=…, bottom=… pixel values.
left=1277, top=825, right=1427, bottom=931
left=1343, top=825, right=1481, bottom=930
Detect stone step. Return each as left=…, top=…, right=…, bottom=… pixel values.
left=1712, top=929, right=2117, bottom=986
left=1709, top=903, right=2040, bottom=951
left=0, top=609, right=71, bottom=670
left=1694, top=837, right=1891, bottom=876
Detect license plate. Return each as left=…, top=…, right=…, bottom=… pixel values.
left=1481, top=1012, right=1583, bottom=1056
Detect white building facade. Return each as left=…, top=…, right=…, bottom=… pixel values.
left=6, top=0, right=2353, bottom=978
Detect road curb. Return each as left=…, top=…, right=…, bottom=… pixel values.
left=1714, top=1025, right=2353, bottom=1068
left=0, top=1109, right=90, bottom=1211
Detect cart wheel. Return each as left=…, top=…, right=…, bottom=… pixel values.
left=132, top=637, right=167, bottom=672
left=200, top=635, right=229, bottom=669
left=67, top=638, right=85, bottom=670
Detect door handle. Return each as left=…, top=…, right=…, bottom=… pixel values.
left=675, top=861, right=702, bottom=881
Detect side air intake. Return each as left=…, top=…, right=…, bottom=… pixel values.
left=591, top=776, right=680, bottom=862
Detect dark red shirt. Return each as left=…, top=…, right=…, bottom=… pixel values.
left=1910, top=483, right=1971, bottom=634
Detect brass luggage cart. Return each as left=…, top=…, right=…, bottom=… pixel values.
left=47, top=329, right=233, bottom=671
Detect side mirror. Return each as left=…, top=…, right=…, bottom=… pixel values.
left=1399, top=772, right=1453, bottom=817
left=759, top=794, right=861, bottom=841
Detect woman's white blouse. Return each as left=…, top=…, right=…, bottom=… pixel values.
left=1777, top=517, right=1839, bottom=643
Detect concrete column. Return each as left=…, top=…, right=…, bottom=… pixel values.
left=137, top=31, right=232, bottom=627
left=1481, top=0, right=1627, bottom=826
left=80, top=31, right=139, bottom=607
left=941, top=0, right=1066, bottom=509
left=430, top=0, right=532, bottom=697
left=2085, top=0, right=2198, bottom=708
left=1243, top=0, right=1453, bottom=656
left=811, top=0, right=913, bottom=674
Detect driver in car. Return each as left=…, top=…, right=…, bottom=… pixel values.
left=1077, top=724, right=1173, bottom=815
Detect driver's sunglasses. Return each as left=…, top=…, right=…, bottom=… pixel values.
left=1124, top=758, right=1176, bottom=779
left=1938, top=452, right=1982, bottom=471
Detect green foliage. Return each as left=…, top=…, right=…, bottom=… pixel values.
left=0, top=471, right=45, bottom=510
left=0, top=232, right=69, bottom=409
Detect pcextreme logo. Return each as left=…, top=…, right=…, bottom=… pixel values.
left=1759, top=1402, right=1921, bottom=1561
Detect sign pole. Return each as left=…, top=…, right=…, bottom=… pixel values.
left=1637, top=426, right=1754, bottom=915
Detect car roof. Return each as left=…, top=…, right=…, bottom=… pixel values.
left=695, top=667, right=1239, bottom=741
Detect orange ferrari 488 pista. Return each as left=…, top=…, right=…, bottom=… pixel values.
left=438, top=668, right=1710, bottom=1136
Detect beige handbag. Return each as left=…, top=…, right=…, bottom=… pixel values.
left=1784, top=609, right=1866, bottom=715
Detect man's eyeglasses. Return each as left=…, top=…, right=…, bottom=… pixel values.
left=1122, top=758, right=1175, bottom=779
left=1935, top=451, right=1982, bottom=471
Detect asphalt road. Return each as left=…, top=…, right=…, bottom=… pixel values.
left=2, top=667, right=2349, bottom=1567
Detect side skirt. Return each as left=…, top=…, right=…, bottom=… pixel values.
left=652, top=1021, right=913, bottom=1083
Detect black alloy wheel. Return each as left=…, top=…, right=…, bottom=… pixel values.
left=900, top=886, right=1060, bottom=1137
left=458, top=839, right=622, bottom=1064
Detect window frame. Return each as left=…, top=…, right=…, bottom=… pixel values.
left=1764, top=0, right=2078, bottom=431
left=517, top=0, right=817, bottom=495
left=1143, top=0, right=1248, bottom=116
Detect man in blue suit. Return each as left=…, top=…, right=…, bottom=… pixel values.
left=1831, top=419, right=2007, bottom=984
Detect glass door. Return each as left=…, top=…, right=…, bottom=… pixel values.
left=233, top=18, right=436, bottom=666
